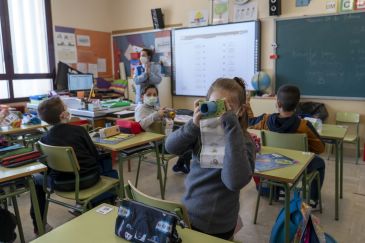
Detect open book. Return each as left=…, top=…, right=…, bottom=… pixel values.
left=255, top=153, right=298, bottom=172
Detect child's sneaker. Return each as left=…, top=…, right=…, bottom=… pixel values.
left=309, top=200, right=322, bottom=212
left=172, top=164, right=190, bottom=174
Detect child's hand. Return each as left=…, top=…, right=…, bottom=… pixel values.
left=158, top=107, right=166, bottom=117
left=193, top=99, right=203, bottom=127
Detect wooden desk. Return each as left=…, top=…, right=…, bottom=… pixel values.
left=0, top=122, right=48, bottom=136
left=31, top=204, right=230, bottom=243
left=319, top=124, right=347, bottom=220
left=254, top=146, right=314, bottom=243
left=94, top=132, right=166, bottom=199
left=0, top=162, right=47, bottom=243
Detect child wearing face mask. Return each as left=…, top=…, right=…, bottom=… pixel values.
left=30, top=97, right=118, bottom=235
left=165, top=78, right=256, bottom=240
left=134, top=84, right=166, bottom=132
left=133, top=48, right=162, bottom=104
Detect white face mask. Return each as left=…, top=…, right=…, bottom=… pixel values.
left=140, top=56, right=148, bottom=65
left=144, top=96, right=158, bottom=106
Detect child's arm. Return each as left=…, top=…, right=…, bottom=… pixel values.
left=248, top=114, right=267, bottom=129
left=221, top=112, right=255, bottom=191
left=305, top=121, right=325, bottom=154
left=135, top=105, right=162, bottom=131
left=165, top=120, right=199, bottom=156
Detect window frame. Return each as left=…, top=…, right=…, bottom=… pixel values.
left=0, top=0, right=55, bottom=103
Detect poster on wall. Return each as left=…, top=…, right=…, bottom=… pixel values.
left=355, top=0, right=365, bottom=10
left=188, top=9, right=209, bottom=27
left=55, top=26, right=77, bottom=64
left=340, top=0, right=354, bottom=11
left=326, top=0, right=338, bottom=13
left=233, top=2, right=258, bottom=22
left=113, top=30, right=172, bottom=78
left=76, top=35, right=91, bottom=47
left=212, top=0, right=229, bottom=24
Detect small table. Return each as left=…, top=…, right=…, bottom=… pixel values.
left=94, top=132, right=166, bottom=199
left=0, top=162, right=47, bottom=243
left=319, top=124, right=347, bottom=220
left=254, top=146, right=314, bottom=243
left=30, top=204, right=231, bottom=243
left=0, top=122, right=49, bottom=136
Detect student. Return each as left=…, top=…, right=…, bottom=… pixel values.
left=30, top=97, right=117, bottom=234
left=249, top=84, right=325, bottom=209
left=165, top=78, right=255, bottom=240
left=134, top=84, right=166, bottom=132
left=133, top=48, right=162, bottom=104
left=135, top=85, right=191, bottom=174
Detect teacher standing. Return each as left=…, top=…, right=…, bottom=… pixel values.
left=133, top=48, right=162, bottom=104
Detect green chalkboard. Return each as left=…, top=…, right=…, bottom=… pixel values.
left=276, top=12, right=365, bottom=99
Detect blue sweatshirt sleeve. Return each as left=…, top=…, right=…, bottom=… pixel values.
left=221, top=112, right=255, bottom=191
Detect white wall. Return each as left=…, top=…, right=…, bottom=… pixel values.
left=51, top=0, right=113, bottom=31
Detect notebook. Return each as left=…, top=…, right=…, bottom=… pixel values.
left=255, top=153, right=298, bottom=172
left=93, top=133, right=135, bottom=145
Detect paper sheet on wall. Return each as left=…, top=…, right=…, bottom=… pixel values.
left=155, top=37, right=171, bottom=53
left=55, top=31, right=77, bottom=64
left=76, top=63, right=87, bottom=73
left=233, top=2, right=258, bottom=22
left=212, top=0, right=229, bottom=25
left=188, top=9, right=209, bottom=27
left=97, top=58, right=107, bottom=72
left=76, top=35, right=91, bottom=47
left=119, top=62, right=127, bottom=80
left=88, top=63, right=98, bottom=77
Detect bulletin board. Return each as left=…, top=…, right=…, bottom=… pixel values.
left=112, top=30, right=171, bottom=78
left=54, top=26, right=113, bottom=78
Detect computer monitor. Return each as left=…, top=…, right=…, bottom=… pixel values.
left=67, top=74, right=94, bottom=91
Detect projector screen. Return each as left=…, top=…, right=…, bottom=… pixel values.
left=172, top=21, right=260, bottom=96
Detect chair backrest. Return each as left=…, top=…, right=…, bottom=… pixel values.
left=336, top=112, right=360, bottom=136
left=125, top=180, right=191, bottom=228
left=37, top=141, right=80, bottom=173
left=261, top=130, right=308, bottom=152
left=336, top=112, right=360, bottom=124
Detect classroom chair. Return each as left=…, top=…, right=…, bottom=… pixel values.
left=254, top=130, right=322, bottom=223
left=328, top=112, right=360, bottom=164
left=37, top=141, right=120, bottom=218
left=124, top=180, right=191, bottom=228
left=132, top=120, right=176, bottom=198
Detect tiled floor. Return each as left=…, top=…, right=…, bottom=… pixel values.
left=9, top=150, right=365, bottom=243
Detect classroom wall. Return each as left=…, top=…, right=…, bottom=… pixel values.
left=110, top=0, right=365, bottom=150
left=51, top=0, right=113, bottom=32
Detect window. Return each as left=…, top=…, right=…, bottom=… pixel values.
left=0, top=0, right=54, bottom=102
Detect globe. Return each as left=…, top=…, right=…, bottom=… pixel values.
left=251, top=71, right=271, bottom=91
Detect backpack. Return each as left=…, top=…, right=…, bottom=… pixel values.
left=0, top=207, right=17, bottom=242
left=270, top=190, right=303, bottom=243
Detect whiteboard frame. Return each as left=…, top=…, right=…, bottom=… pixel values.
left=171, top=20, right=261, bottom=97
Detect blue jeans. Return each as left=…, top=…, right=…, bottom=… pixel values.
left=30, top=157, right=118, bottom=230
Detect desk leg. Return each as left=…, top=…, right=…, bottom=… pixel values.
left=340, top=140, right=344, bottom=199
left=118, top=155, right=125, bottom=198
left=27, top=177, right=45, bottom=235
left=154, top=143, right=164, bottom=199
left=284, top=183, right=290, bottom=243
left=335, top=140, right=340, bottom=220
left=10, top=185, right=25, bottom=243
